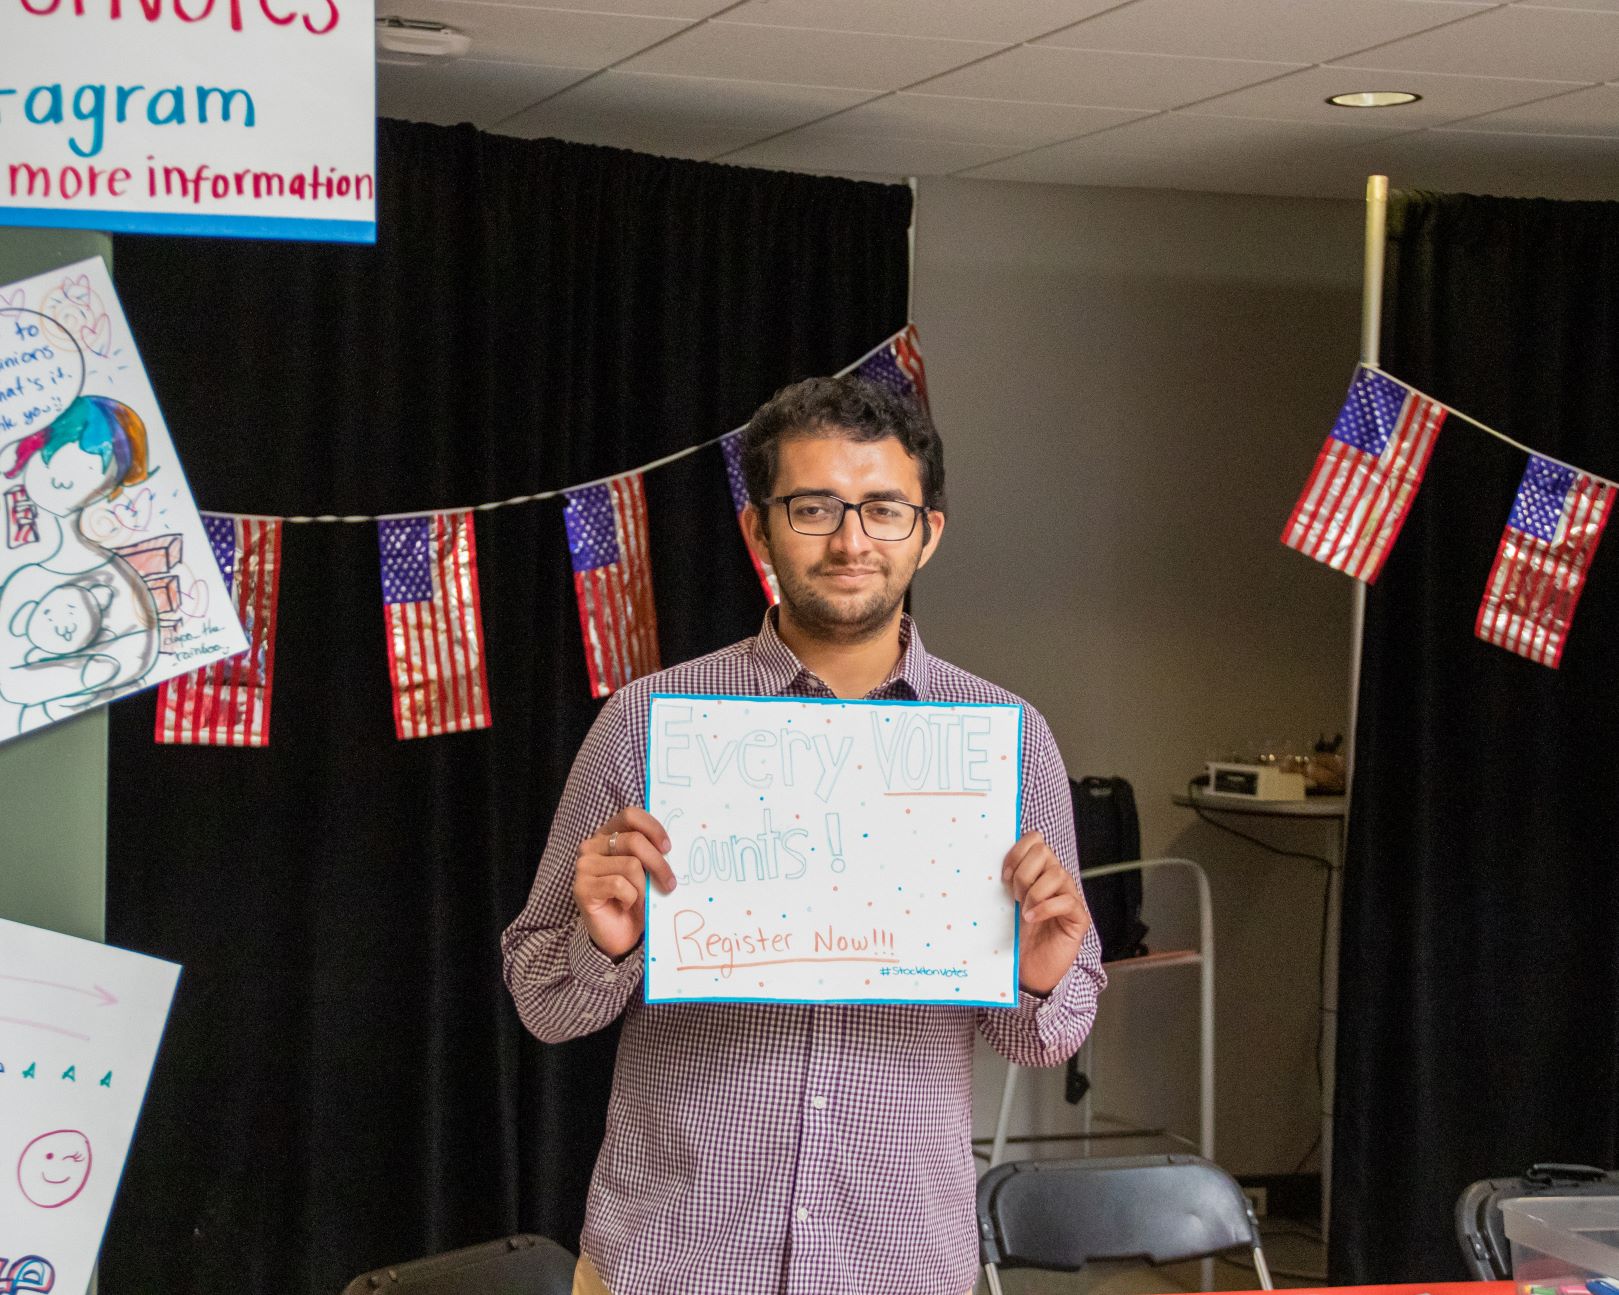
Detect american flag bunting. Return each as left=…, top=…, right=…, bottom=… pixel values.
left=155, top=514, right=282, bottom=747
left=378, top=510, right=492, bottom=739
left=1475, top=455, right=1614, bottom=668
left=1282, top=366, right=1446, bottom=583
left=564, top=476, right=660, bottom=698
left=720, top=429, right=780, bottom=607
left=854, top=324, right=930, bottom=413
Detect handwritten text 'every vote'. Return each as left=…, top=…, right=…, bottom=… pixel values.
left=651, top=704, right=999, bottom=803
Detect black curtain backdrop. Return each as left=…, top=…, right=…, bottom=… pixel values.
left=1331, top=192, right=1619, bottom=1282
left=102, top=119, right=909, bottom=1295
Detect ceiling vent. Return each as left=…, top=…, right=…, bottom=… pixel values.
left=376, top=16, right=472, bottom=64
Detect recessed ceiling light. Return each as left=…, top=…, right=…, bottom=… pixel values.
left=1327, top=91, right=1422, bottom=109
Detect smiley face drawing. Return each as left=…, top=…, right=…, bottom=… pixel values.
left=16, top=1129, right=92, bottom=1208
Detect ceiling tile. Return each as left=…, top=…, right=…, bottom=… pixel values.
left=995, top=111, right=1410, bottom=164
left=1336, top=3, right=1619, bottom=81
left=496, top=0, right=735, bottom=14
left=1332, top=126, right=1619, bottom=200
left=959, top=142, right=1365, bottom=198
left=717, top=0, right=1128, bottom=43
left=1457, top=83, right=1619, bottom=134
left=620, top=22, right=1004, bottom=90
left=1507, top=0, right=1619, bottom=10
left=1033, top=0, right=1491, bottom=63
left=914, top=44, right=1302, bottom=109
left=722, top=130, right=1020, bottom=175
left=382, top=1, right=691, bottom=66
left=1185, top=64, right=1579, bottom=126
left=499, top=70, right=871, bottom=138
left=378, top=59, right=589, bottom=126
left=818, top=94, right=1151, bottom=147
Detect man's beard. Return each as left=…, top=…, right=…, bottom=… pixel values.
left=768, top=547, right=918, bottom=644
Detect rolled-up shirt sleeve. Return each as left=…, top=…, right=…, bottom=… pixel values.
left=502, top=692, right=645, bottom=1043
left=977, top=713, right=1106, bottom=1067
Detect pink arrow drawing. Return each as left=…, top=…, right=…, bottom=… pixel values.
left=0, top=975, right=118, bottom=1007
left=0, top=1015, right=91, bottom=1041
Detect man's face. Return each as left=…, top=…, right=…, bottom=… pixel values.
left=745, top=432, right=943, bottom=644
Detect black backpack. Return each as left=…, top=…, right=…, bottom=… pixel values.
left=1070, top=776, right=1149, bottom=962
left=1065, top=775, right=1148, bottom=1104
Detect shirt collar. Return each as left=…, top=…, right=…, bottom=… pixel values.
left=752, top=607, right=931, bottom=701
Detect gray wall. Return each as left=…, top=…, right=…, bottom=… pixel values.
left=910, top=177, right=1361, bottom=1175
left=0, top=227, right=112, bottom=946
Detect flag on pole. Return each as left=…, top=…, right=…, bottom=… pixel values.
left=1282, top=366, right=1446, bottom=583
left=378, top=511, right=492, bottom=739
left=155, top=514, right=282, bottom=747
left=720, top=429, right=780, bottom=607
left=564, top=476, right=661, bottom=698
left=1475, top=455, right=1614, bottom=668
left=855, top=324, right=930, bottom=413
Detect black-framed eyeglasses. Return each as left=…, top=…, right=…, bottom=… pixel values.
left=761, top=493, right=929, bottom=541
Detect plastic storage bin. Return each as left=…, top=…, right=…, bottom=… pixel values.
left=1502, top=1195, right=1619, bottom=1293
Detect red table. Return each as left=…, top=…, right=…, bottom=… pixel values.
left=1211, top=1285, right=1515, bottom=1295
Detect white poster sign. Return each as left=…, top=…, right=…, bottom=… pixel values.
left=644, top=694, right=1023, bottom=1007
left=0, top=256, right=248, bottom=745
left=1, top=0, right=375, bottom=242
left=0, top=918, right=181, bottom=1295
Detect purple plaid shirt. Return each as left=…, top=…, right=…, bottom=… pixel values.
left=502, top=612, right=1104, bottom=1295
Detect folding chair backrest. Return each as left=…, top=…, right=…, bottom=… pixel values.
left=978, top=1155, right=1261, bottom=1272
left=338, top=1233, right=576, bottom=1295
left=1456, top=1164, right=1619, bottom=1281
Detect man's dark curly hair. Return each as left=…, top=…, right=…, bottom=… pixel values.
left=740, top=376, right=945, bottom=521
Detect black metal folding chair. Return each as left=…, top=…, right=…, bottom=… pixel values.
left=976, top=1154, right=1272, bottom=1295
left=338, top=1233, right=576, bottom=1295
left=1456, top=1163, right=1619, bottom=1280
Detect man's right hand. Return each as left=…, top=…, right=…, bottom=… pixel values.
left=573, top=807, right=677, bottom=960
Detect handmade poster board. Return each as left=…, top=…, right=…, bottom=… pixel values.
left=0, top=256, right=247, bottom=746
left=0, top=917, right=180, bottom=1294
left=1, top=0, right=375, bottom=242
left=644, top=694, right=1023, bottom=1007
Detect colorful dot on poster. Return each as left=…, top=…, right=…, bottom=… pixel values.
left=746, top=910, right=753, bottom=916
left=972, top=921, right=978, bottom=927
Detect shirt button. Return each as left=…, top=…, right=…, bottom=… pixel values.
left=811, top=1095, right=828, bottom=1110
left=795, top=1207, right=810, bottom=1223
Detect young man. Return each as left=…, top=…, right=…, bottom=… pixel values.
left=502, top=376, right=1105, bottom=1295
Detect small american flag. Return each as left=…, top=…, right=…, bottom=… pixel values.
left=155, top=514, right=282, bottom=747
left=378, top=510, right=492, bottom=739
left=854, top=324, right=930, bottom=412
left=1282, top=366, right=1446, bottom=583
left=1475, top=455, right=1615, bottom=668
left=720, top=429, right=780, bottom=607
left=564, top=476, right=660, bottom=699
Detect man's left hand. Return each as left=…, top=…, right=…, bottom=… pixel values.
left=1003, top=831, right=1093, bottom=996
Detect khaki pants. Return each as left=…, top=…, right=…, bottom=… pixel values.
left=573, top=1254, right=613, bottom=1295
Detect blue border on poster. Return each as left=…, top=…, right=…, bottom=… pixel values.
left=641, top=692, right=1025, bottom=1009
left=0, top=208, right=375, bottom=244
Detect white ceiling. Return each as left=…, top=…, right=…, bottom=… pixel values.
left=376, top=0, right=1619, bottom=201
